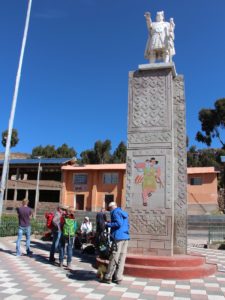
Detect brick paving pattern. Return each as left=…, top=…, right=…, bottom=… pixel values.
left=0, top=237, right=225, bottom=299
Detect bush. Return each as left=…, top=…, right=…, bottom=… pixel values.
left=0, top=214, right=46, bottom=237
left=218, top=243, right=225, bottom=250
left=0, top=214, right=18, bottom=237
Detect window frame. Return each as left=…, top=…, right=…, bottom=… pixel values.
left=103, top=172, right=119, bottom=184
left=190, top=177, right=203, bottom=186
left=73, top=173, right=88, bottom=185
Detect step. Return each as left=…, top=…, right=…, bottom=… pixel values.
left=124, top=262, right=217, bottom=280
left=96, top=255, right=217, bottom=280
left=126, top=255, right=205, bottom=267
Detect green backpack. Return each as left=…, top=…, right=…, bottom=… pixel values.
left=63, top=218, right=77, bottom=237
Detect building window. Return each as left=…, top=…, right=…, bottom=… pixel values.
left=190, top=177, right=203, bottom=185
left=74, top=174, right=88, bottom=185
left=103, top=173, right=118, bottom=184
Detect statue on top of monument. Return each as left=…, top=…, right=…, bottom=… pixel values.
left=144, top=11, right=175, bottom=63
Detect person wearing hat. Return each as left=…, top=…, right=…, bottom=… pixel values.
left=80, top=216, right=93, bottom=243
left=49, top=204, right=67, bottom=263
left=58, top=206, right=77, bottom=268
left=102, top=201, right=130, bottom=284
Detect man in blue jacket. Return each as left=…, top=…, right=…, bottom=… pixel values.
left=103, top=201, right=130, bottom=284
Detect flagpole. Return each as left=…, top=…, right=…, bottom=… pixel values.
left=0, top=0, right=33, bottom=223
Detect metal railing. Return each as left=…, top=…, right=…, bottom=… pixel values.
left=188, top=215, right=225, bottom=245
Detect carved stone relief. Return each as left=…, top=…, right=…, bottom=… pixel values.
left=131, top=72, right=170, bottom=129
left=173, top=76, right=187, bottom=253
left=128, top=131, right=172, bottom=144
left=128, top=209, right=167, bottom=235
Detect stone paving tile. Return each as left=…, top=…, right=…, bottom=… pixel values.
left=2, top=237, right=225, bottom=299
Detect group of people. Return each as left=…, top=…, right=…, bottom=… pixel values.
left=16, top=199, right=130, bottom=284
left=49, top=205, right=94, bottom=268
left=49, top=204, right=77, bottom=268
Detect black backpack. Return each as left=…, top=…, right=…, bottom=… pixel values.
left=98, top=230, right=117, bottom=260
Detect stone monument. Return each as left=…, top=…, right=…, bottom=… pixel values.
left=122, top=10, right=216, bottom=279
left=98, top=10, right=216, bottom=279
left=126, top=10, right=187, bottom=256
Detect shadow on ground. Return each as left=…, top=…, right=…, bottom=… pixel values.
left=67, top=269, right=98, bottom=281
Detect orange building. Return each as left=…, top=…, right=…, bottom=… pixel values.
left=61, top=164, right=219, bottom=215
left=61, top=164, right=126, bottom=211
left=187, top=167, right=219, bottom=215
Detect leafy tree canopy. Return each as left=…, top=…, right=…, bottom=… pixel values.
left=1, top=128, right=19, bottom=148
left=196, top=98, right=225, bottom=148
left=79, top=140, right=126, bottom=164
left=31, top=143, right=76, bottom=158
left=112, top=141, right=127, bottom=163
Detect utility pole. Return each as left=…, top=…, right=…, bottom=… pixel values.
left=0, top=0, right=33, bottom=223
left=34, top=156, right=42, bottom=219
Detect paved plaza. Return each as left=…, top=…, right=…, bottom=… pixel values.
left=1, top=237, right=225, bottom=299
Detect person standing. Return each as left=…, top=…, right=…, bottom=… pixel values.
left=96, top=208, right=107, bottom=234
left=16, top=198, right=33, bottom=256
left=103, top=202, right=130, bottom=284
left=49, top=204, right=67, bottom=263
left=95, top=207, right=108, bottom=253
left=58, top=206, right=77, bottom=268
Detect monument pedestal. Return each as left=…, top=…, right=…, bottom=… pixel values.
left=126, top=62, right=186, bottom=255
left=124, top=62, right=217, bottom=278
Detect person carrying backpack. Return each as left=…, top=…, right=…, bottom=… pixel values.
left=58, top=206, right=77, bottom=269
left=102, top=202, right=130, bottom=285
left=49, top=204, right=67, bottom=263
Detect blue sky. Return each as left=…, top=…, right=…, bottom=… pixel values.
left=0, top=0, right=225, bottom=157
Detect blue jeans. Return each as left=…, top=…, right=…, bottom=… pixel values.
left=16, top=226, right=31, bottom=256
left=49, top=231, right=61, bottom=260
left=59, top=235, right=74, bottom=264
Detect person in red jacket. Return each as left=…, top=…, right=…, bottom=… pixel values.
left=49, top=204, right=67, bottom=263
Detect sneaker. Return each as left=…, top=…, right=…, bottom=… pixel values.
left=59, top=262, right=63, bottom=268
left=27, top=251, right=33, bottom=256
left=114, top=280, right=122, bottom=285
left=101, top=278, right=111, bottom=284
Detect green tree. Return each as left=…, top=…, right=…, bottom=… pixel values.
left=79, top=149, right=96, bottom=164
left=94, top=140, right=111, bottom=164
left=1, top=128, right=19, bottom=148
left=196, top=98, right=225, bottom=148
left=56, top=143, right=77, bottom=158
left=80, top=140, right=112, bottom=164
left=31, top=144, right=77, bottom=158
left=111, top=141, right=127, bottom=163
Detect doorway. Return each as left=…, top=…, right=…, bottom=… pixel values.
left=75, top=194, right=85, bottom=210
left=105, top=194, right=114, bottom=210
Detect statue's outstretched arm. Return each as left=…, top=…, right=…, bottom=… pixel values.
left=144, top=12, right=152, bottom=30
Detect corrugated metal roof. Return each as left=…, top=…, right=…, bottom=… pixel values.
left=0, top=158, right=73, bottom=165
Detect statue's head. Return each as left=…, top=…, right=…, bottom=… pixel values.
left=156, top=11, right=164, bottom=22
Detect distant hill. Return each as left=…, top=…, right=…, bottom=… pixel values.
left=0, top=152, right=31, bottom=160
